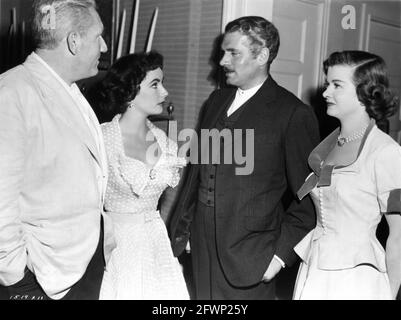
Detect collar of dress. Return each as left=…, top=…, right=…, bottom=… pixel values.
left=112, top=114, right=170, bottom=156
left=297, top=119, right=376, bottom=200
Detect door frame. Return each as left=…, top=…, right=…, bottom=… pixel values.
left=222, top=0, right=274, bottom=32
left=221, top=0, right=330, bottom=89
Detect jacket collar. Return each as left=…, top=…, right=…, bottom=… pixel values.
left=297, top=119, right=376, bottom=200
left=203, top=75, right=279, bottom=129
left=22, top=53, right=101, bottom=165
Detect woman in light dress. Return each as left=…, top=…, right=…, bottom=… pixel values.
left=96, top=52, right=189, bottom=300
left=293, top=51, right=401, bottom=300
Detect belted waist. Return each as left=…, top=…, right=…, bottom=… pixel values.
left=106, top=210, right=161, bottom=224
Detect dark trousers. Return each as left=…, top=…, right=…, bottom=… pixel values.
left=190, top=201, right=275, bottom=300
left=0, top=218, right=105, bottom=300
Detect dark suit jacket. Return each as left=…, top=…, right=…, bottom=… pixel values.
left=169, top=76, right=320, bottom=287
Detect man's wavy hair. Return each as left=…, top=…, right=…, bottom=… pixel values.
left=32, top=0, right=96, bottom=49
left=225, top=16, right=280, bottom=70
left=95, top=51, right=164, bottom=117
left=323, top=50, right=398, bottom=121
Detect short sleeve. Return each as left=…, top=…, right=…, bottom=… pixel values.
left=158, top=138, right=187, bottom=189
left=374, top=143, right=401, bottom=213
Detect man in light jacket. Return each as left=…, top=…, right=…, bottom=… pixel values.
left=0, top=0, right=115, bottom=300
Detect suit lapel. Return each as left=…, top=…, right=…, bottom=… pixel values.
left=231, top=76, right=279, bottom=128
left=23, top=54, right=101, bottom=165
left=202, top=89, right=236, bottom=129
left=215, top=77, right=279, bottom=157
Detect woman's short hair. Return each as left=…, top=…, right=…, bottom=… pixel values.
left=323, top=50, right=398, bottom=121
left=96, top=51, right=164, bottom=116
left=32, top=0, right=96, bottom=49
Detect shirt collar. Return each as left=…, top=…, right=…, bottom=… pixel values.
left=237, top=79, right=266, bottom=97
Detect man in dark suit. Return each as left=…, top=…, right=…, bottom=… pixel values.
left=169, top=16, right=320, bottom=299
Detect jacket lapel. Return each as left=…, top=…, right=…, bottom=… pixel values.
left=297, top=120, right=376, bottom=200
left=201, top=76, right=279, bottom=130
left=202, top=89, right=236, bottom=129
left=23, top=54, right=101, bottom=165
left=232, top=76, right=279, bottom=128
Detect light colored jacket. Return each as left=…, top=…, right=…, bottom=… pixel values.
left=296, top=121, right=401, bottom=272
left=0, top=53, right=115, bottom=299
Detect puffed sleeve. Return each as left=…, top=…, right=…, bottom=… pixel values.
left=165, top=156, right=187, bottom=188
left=374, top=143, right=401, bottom=213
left=159, top=138, right=187, bottom=188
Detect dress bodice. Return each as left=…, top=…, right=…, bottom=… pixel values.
left=310, top=170, right=383, bottom=241
left=101, top=115, right=186, bottom=215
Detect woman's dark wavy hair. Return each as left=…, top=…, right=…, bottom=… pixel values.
left=96, top=51, right=163, bottom=116
left=323, top=50, right=398, bottom=121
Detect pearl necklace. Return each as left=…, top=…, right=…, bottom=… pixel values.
left=337, top=123, right=369, bottom=147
